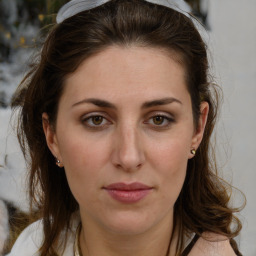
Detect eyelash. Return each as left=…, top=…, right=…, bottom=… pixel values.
left=144, top=114, right=174, bottom=129
left=82, top=114, right=111, bottom=130
left=81, top=113, right=174, bottom=130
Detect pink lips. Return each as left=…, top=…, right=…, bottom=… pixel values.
left=104, top=182, right=153, bottom=203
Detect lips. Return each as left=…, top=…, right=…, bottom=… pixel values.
left=103, top=182, right=153, bottom=203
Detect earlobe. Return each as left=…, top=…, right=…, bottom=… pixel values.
left=190, top=102, right=209, bottom=157
left=42, top=113, right=62, bottom=162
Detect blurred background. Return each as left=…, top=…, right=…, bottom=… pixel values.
left=0, top=0, right=255, bottom=255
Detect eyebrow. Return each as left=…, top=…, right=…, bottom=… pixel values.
left=72, top=97, right=182, bottom=109
left=72, top=98, right=117, bottom=109
left=141, top=97, right=182, bottom=108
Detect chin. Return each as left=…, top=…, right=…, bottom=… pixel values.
left=100, top=211, right=162, bottom=236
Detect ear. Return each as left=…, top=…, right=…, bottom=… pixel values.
left=189, top=101, right=209, bottom=158
left=42, top=113, right=62, bottom=162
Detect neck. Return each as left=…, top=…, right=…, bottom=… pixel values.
left=79, top=212, right=178, bottom=256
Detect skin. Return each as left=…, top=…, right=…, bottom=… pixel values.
left=190, top=233, right=236, bottom=256
left=43, top=46, right=210, bottom=256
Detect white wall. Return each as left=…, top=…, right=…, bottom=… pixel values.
left=208, top=1, right=256, bottom=255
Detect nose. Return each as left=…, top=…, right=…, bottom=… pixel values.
left=111, top=125, right=145, bottom=172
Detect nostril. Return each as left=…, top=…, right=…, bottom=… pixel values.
left=115, top=163, right=122, bottom=169
left=136, top=163, right=142, bottom=169
left=114, top=161, right=143, bottom=172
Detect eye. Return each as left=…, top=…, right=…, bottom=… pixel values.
left=145, top=114, right=174, bottom=128
left=82, top=114, right=111, bottom=129
left=152, top=116, right=166, bottom=125
left=90, top=116, right=104, bottom=125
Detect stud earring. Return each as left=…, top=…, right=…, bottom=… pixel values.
left=191, top=148, right=196, bottom=155
left=56, top=158, right=64, bottom=168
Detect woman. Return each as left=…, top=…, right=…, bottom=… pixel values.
left=8, top=0, right=242, bottom=255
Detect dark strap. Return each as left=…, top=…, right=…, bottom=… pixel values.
left=181, top=235, right=242, bottom=256
left=181, top=234, right=200, bottom=256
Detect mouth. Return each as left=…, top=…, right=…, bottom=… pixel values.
left=103, top=182, right=153, bottom=203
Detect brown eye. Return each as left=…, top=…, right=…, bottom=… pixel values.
left=152, top=116, right=165, bottom=125
left=92, top=116, right=103, bottom=125
left=145, top=114, right=174, bottom=129
left=82, top=115, right=110, bottom=129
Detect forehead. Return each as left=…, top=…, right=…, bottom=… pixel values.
left=61, top=46, right=189, bottom=107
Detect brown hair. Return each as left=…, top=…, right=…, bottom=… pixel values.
left=12, top=0, right=242, bottom=255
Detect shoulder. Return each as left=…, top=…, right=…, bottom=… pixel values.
left=6, top=220, right=43, bottom=256
left=189, top=232, right=237, bottom=256
left=7, top=214, right=79, bottom=256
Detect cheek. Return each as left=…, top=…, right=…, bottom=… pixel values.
left=148, top=136, right=191, bottom=198
left=149, top=132, right=191, bottom=171
left=58, top=130, right=109, bottom=169
left=56, top=135, right=111, bottom=205
left=56, top=133, right=111, bottom=195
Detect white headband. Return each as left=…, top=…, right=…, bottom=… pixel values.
left=56, top=0, right=191, bottom=24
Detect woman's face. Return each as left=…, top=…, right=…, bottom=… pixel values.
left=43, top=46, right=208, bottom=235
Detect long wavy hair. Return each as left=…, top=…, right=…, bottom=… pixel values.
left=12, top=0, right=242, bottom=255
